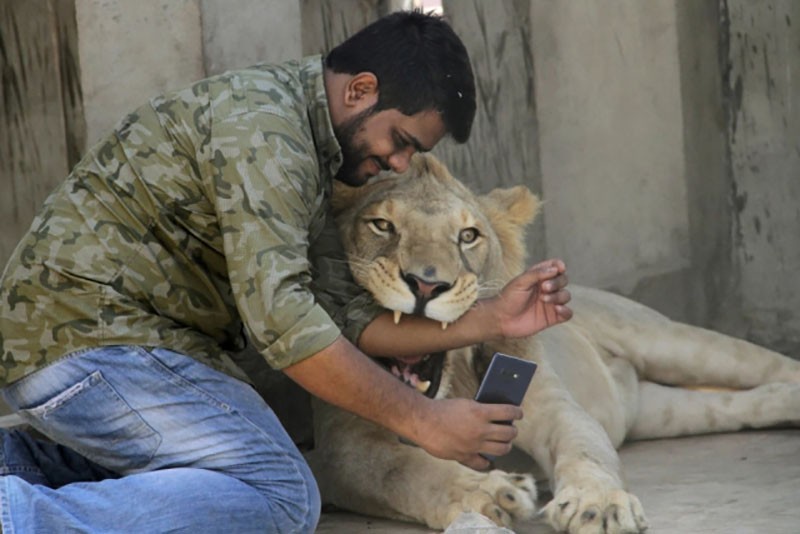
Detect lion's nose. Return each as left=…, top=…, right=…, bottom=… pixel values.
left=402, top=273, right=452, bottom=299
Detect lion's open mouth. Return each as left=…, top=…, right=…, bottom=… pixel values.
left=378, top=352, right=446, bottom=399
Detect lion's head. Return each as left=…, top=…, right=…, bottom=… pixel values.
left=333, top=153, right=540, bottom=329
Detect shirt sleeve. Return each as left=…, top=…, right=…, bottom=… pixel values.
left=207, top=112, right=341, bottom=370
left=308, top=211, right=385, bottom=345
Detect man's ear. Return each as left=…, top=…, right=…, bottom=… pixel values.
left=344, top=72, right=379, bottom=108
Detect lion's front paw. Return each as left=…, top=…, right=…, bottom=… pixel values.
left=542, top=484, right=648, bottom=534
left=441, top=469, right=537, bottom=528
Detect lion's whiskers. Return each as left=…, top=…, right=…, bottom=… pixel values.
left=477, top=279, right=506, bottom=297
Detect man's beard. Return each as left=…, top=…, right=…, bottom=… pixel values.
left=333, top=106, right=384, bottom=186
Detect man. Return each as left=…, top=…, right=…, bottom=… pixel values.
left=0, top=10, right=570, bottom=533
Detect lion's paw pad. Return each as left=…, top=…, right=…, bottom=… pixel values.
left=444, top=470, right=537, bottom=528
left=543, top=486, right=648, bottom=534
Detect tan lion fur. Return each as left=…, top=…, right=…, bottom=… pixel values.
left=308, top=154, right=800, bottom=533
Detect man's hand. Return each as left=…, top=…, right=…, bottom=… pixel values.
left=484, top=258, right=571, bottom=340
left=412, top=398, right=523, bottom=471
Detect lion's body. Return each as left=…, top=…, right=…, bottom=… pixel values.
left=306, top=155, right=800, bottom=533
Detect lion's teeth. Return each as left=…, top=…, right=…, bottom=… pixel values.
left=441, top=321, right=449, bottom=330
left=393, top=310, right=402, bottom=324
left=416, top=380, right=431, bottom=393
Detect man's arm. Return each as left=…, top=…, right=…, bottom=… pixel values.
left=283, top=335, right=521, bottom=471
left=359, top=259, right=571, bottom=358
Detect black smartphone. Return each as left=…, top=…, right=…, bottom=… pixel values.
left=475, top=352, right=537, bottom=410
left=475, top=352, right=537, bottom=461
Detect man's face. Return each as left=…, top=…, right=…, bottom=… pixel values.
left=333, top=107, right=446, bottom=186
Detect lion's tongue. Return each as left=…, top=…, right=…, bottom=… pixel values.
left=389, top=354, right=433, bottom=394
left=390, top=364, right=419, bottom=385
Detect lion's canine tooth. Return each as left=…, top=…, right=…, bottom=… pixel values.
left=441, top=321, right=449, bottom=330
left=416, top=380, right=431, bottom=393
left=393, top=310, right=402, bottom=324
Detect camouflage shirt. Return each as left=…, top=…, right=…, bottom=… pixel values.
left=0, top=55, right=382, bottom=386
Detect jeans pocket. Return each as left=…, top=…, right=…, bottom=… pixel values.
left=20, top=370, right=162, bottom=472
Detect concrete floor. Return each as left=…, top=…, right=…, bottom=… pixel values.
left=317, top=430, right=800, bottom=534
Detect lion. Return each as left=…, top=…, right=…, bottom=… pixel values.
left=306, top=153, right=800, bottom=533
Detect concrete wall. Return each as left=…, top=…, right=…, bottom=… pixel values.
left=675, top=0, right=732, bottom=335
left=0, top=0, right=82, bottom=267
left=721, top=0, right=800, bottom=353
left=74, top=0, right=303, bottom=145
left=200, top=0, right=302, bottom=76
left=529, top=0, right=691, bottom=309
left=75, top=0, right=204, bottom=144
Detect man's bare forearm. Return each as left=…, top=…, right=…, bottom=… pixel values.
left=358, top=302, right=498, bottom=358
left=282, top=335, right=430, bottom=441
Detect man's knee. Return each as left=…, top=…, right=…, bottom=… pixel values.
left=295, top=478, right=321, bottom=533
left=265, top=460, right=321, bottom=533
left=145, top=467, right=321, bottom=533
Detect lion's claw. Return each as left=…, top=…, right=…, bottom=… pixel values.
left=543, top=486, right=648, bottom=533
left=442, top=470, right=537, bottom=528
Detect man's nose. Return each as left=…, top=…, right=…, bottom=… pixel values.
left=388, top=148, right=415, bottom=173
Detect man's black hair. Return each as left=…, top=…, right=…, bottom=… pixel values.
left=325, top=10, right=476, bottom=143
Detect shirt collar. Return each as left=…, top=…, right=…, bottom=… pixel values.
left=299, top=55, right=343, bottom=189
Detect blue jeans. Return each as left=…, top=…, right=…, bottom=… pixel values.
left=0, top=346, right=320, bottom=533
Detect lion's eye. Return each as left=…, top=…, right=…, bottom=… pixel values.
left=459, top=227, right=480, bottom=244
left=369, top=218, right=395, bottom=234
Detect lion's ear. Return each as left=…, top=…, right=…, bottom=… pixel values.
left=331, top=181, right=366, bottom=217
left=483, top=186, right=541, bottom=227
left=479, top=186, right=540, bottom=274
left=410, top=153, right=456, bottom=184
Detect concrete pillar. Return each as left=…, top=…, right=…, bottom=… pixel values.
left=530, top=0, right=691, bottom=320
left=0, top=0, right=78, bottom=267
left=675, top=0, right=731, bottom=329
left=75, top=0, right=205, bottom=144
left=200, top=0, right=302, bottom=75
left=724, top=0, right=800, bottom=353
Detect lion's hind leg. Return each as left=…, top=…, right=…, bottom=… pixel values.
left=572, top=287, right=800, bottom=389
left=632, top=322, right=800, bottom=389
left=629, top=380, right=800, bottom=440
